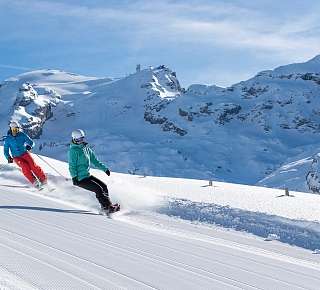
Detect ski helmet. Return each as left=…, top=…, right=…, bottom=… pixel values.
left=9, top=121, right=21, bottom=128
left=72, top=129, right=85, bottom=142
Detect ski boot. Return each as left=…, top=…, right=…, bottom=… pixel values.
left=109, top=203, right=120, bottom=213
left=100, top=204, right=120, bottom=216
left=33, top=179, right=44, bottom=191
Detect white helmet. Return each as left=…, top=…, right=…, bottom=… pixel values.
left=9, top=121, right=21, bottom=129
left=72, top=129, right=85, bottom=141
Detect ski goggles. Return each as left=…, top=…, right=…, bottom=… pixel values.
left=11, top=127, right=20, bottom=134
left=74, top=136, right=85, bottom=143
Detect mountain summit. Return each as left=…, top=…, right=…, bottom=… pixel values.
left=1, top=57, right=320, bottom=190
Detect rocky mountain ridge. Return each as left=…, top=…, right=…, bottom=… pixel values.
left=1, top=57, right=320, bottom=191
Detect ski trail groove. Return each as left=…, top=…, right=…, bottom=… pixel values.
left=2, top=207, right=313, bottom=290
left=82, top=212, right=320, bottom=279
left=106, top=214, right=320, bottom=272
left=47, top=208, right=320, bottom=287
left=0, top=237, right=103, bottom=290
left=0, top=217, right=243, bottom=290
left=0, top=226, right=158, bottom=290
left=0, top=228, right=124, bottom=289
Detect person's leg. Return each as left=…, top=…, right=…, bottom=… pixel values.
left=13, top=156, right=35, bottom=184
left=22, top=152, right=47, bottom=183
left=89, top=176, right=119, bottom=212
left=89, top=175, right=109, bottom=193
left=89, top=175, right=116, bottom=209
left=77, top=176, right=112, bottom=209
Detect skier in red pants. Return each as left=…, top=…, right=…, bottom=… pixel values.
left=3, top=121, right=47, bottom=188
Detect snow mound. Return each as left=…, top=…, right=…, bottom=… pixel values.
left=158, top=198, right=320, bottom=250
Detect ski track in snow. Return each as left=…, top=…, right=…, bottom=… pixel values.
left=0, top=194, right=251, bottom=289
left=0, top=193, right=315, bottom=289
left=1, top=153, right=320, bottom=288
left=1, top=194, right=250, bottom=288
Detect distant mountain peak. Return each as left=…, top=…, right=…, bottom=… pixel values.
left=1, top=56, right=320, bottom=190
left=308, top=54, right=320, bottom=63
left=272, top=54, right=320, bottom=75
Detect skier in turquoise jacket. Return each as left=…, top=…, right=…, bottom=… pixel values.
left=68, top=129, right=119, bottom=214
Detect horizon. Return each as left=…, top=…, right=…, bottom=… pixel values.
left=1, top=54, right=319, bottom=89
left=1, top=0, right=320, bottom=87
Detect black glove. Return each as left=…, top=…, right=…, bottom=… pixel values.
left=72, top=177, right=79, bottom=185
left=8, top=156, right=13, bottom=163
left=106, top=169, right=111, bottom=176
left=25, top=145, right=32, bottom=151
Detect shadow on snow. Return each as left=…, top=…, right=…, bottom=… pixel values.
left=0, top=205, right=97, bottom=215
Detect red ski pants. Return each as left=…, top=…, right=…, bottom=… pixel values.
left=13, top=152, right=46, bottom=184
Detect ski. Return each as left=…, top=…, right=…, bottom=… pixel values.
left=37, top=184, right=56, bottom=192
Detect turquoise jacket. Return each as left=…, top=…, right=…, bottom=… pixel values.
left=3, top=131, right=34, bottom=160
left=68, top=142, right=108, bottom=181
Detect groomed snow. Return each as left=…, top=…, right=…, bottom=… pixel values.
left=0, top=148, right=320, bottom=289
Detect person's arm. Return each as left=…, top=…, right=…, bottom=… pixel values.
left=68, top=149, right=79, bottom=179
left=3, top=137, right=11, bottom=160
left=89, top=148, right=108, bottom=172
left=22, top=132, right=35, bottom=149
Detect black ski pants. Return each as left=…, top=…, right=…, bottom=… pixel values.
left=76, top=175, right=111, bottom=208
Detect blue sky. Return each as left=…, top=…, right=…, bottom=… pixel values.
left=0, top=0, right=319, bottom=87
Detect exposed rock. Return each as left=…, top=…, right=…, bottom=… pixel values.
left=142, top=66, right=187, bottom=136
left=216, top=104, right=242, bottom=125
left=241, top=85, right=269, bottom=98
left=144, top=112, right=167, bottom=124
left=162, top=121, right=187, bottom=136
left=10, top=83, right=60, bottom=138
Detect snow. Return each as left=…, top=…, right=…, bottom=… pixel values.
left=259, top=155, right=314, bottom=191
left=0, top=148, right=320, bottom=288
left=2, top=56, right=320, bottom=287
left=272, top=55, right=320, bottom=75
left=2, top=57, right=320, bottom=192
left=9, top=69, right=99, bottom=84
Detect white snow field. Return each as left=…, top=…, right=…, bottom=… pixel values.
left=0, top=149, right=320, bottom=289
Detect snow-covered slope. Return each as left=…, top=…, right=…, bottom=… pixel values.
left=164, top=55, right=320, bottom=186
left=258, top=154, right=313, bottom=192
left=0, top=149, right=320, bottom=289
left=1, top=56, right=320, bottom=190
left=259, top=149, right=320, bottom=194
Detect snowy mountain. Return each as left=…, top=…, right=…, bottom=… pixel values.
left=1, top=56, right=320, bottom=190
left=259, top=150, right=320, bottom=193
left=0, top=149, right=320, bottom=289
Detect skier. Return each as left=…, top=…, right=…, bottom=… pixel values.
left=68, top=129, right=119, bottom=214
left=3, top=121, right=47, bottom=188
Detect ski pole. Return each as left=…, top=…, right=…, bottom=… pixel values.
left=34, top=153, right=69, bottom=181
